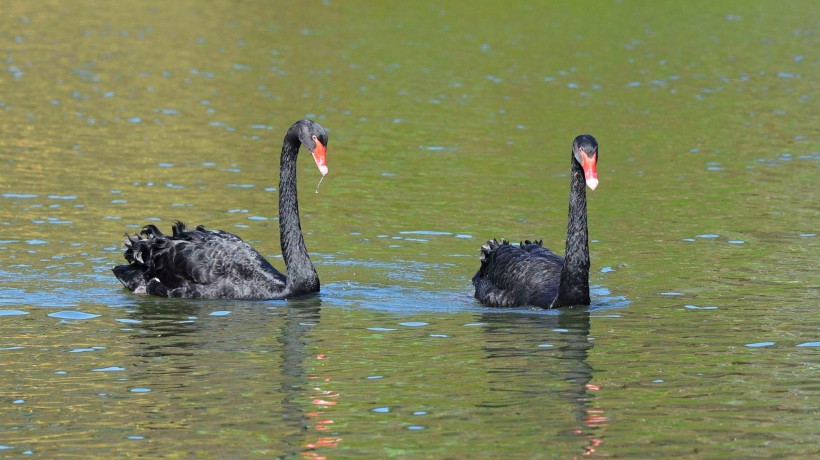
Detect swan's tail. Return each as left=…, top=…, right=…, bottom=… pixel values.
left=112, top=263, right=150, bottom=292
left=478, top=238, right=507, bottom=264
left=474, top=238, right=513, bottom=284
left=113, top=224, right=174, bottom=292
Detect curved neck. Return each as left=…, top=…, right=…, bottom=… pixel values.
left=552, top=157, right=590, bottom=307
left=279, top=134, right=319, bottom=295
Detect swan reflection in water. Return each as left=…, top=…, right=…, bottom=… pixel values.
left=122, top=296, right=339, bottom=458
left=479, top=307, right=608, bottom=456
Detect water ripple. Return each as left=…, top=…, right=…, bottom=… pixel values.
left=48, top=311, right=101, bottom=320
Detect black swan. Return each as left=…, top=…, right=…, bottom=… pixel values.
left=472, top=134, right=599, bottom=309
left=112, top=119, right=329, bottom=299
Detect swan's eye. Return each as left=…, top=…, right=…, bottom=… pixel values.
left=311, top=135, right=318, bottom=143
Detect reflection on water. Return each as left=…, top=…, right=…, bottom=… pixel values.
left=480, top=308, right=607, bottom=456
left=1, top=0, right=818, bottom=457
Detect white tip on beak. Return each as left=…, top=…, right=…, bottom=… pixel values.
left=586, top=177, right=599, bottom=191
left=319, top=165, right=329, bottom=176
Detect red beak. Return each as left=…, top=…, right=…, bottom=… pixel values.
left=582, top=152, right=598, bottom=190
left=312, top=141, right=328, bottom=176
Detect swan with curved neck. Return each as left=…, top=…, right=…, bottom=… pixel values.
left=473, top=134, right=599, bottom=309
left=112, top=119, right=328, bottom=299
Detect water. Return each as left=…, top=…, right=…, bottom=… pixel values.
left=1, top=1, right=818, bottom=458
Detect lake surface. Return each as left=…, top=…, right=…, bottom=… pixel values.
left=1, top=1, right=818, bottom=458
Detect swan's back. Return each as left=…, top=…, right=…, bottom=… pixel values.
left=113, top=222, right=286, bottom=299
left=472, top=239, right=564, bottom=308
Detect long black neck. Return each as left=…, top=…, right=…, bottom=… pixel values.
left=552, top=156, right=591, bottom=307
left=279, top=133, right=319, bottom=295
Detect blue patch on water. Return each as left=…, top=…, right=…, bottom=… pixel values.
left=367, top=327, right=397, bottom=332
left=209, top=311, right=231, bottom=316
left=0, top=310, right=29, bottom=316
left=796, top=342, right=820, bottom=347
left=684, top=305, right=718, bottom=310
left=2, top=193, right=38, bottom=198
left=745, top=342, right=775, bottom=348
left=116, top=318, right=142, bottom=324
left=48, top=311, right=100, bottom=320
left=92, top=366, right=125, bottom=372
left=419, top=145, right=457, bottom=152
left=70, top=348, right=98, bottom=353
left=371, top=407, right=390, bottom=413
left=399, top=322, right=429, bottom=327
left=130, top=388, right=152, bottom=393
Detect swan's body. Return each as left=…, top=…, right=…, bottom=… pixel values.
left=473, top=135, right=599, bottom=309
left=112, top=119, right=328, bottom=299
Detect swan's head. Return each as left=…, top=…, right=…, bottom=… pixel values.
left=572, top=134, right=598, bottom=190
left=295, top=119, right=329, bottom=176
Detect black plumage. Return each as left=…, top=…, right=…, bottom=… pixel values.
left=112, top=119, right=329, bottom=299
left=473, top=135, right=599, bottom=309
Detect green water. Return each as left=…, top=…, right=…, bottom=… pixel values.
left=1, top=1, right=818, bottom=458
